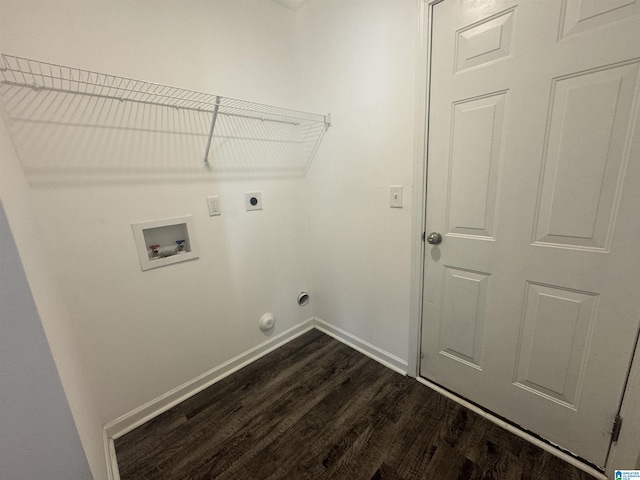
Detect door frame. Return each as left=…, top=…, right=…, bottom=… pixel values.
left=407, top=0, right=640, bottom=475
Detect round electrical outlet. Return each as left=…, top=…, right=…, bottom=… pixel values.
left=259, top=313, right=275, bottom=331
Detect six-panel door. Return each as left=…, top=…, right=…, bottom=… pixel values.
left=421, top=0, right=640, bottom=467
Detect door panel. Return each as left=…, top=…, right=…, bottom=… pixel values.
left=455, top=7, right=516, bottom=73
left=421, top=0, right=640, bottom=467
left=447, top=92, right=506, bottom=239
left=534, top=62, right=640, bottom=250
left=514, top=282, right=598, bottom=408
left=439, top=267, right=490, bottom=370
left=561, top=0, right=640, bottom=38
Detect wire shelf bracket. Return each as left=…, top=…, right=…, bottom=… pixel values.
left=203, top=96, right=221, bottom=167
left=0, top=54, right=331, bottom=171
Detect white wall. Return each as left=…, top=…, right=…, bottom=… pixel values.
left=0, top=0, right=312, bottom=430
left=1, top=0, right=299, bottom=104
left=296, top=0, right=418, bottom=363
left=0, top=103, right=107, bottom=477
left=0, top=199, right=92, bottom=480
left=7, top=0, right=639, bottom=475
left=0, top=1, right=420, bottom=477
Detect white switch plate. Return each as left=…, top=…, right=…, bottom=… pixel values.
left=390, top=185, right=403, bottom=208
left=245, top=192, right=262, bottom=211
left=207, top=196, right=221, bottom=216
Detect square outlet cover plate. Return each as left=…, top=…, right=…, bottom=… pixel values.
left=245, top=192, right=262, bottom=211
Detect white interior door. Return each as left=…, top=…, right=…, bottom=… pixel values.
left=420, top=0, right=640, bottom=467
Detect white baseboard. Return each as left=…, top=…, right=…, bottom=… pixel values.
left=105, top=316, right=407, bottom=479
left=313, top=318, right=408, bottom=375
left=103, top=316, right=408, bottom=479
left=104, top=317, right=407, bottom=440
left=416, top=377, right=607, bottom=480
left=104, top=429, right=120, bottom=480
left=103, top=318, right=601, bottom=480
left=104, top=318, right=315, bottom=441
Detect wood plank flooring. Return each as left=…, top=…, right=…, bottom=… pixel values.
left=115, top=329, right=599, bottom=480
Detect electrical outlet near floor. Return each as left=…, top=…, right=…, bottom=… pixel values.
left=207, top=196, right=221, bottom=216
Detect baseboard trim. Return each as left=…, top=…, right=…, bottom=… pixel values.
left=102, top=318, right=603, bottom=480
left=103, top=428, right=120, bottom=480
left=106, top=317, right=401, bottom=479
left=313, top=318, right=408, bottom=375
left=104, top=318, right=316, bottom=440
left=416, top=377, right=607, bottom=480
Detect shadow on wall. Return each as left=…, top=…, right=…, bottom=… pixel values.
left=0, top=55, right=329, bottom=187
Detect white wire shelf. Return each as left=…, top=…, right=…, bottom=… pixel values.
left=0, top=54, right=330, bottom=170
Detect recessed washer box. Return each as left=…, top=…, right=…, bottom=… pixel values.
left=132, top=216, right=199, bottom=271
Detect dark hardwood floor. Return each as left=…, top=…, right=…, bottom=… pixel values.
left=115, top=329, right=598, bottom=480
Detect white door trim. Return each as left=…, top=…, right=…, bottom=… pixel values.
left=408, top=0, right=640, bottom=472
left=606, top=331, right=640, bottom=474
left=407, top=0, right=439, bottom=379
